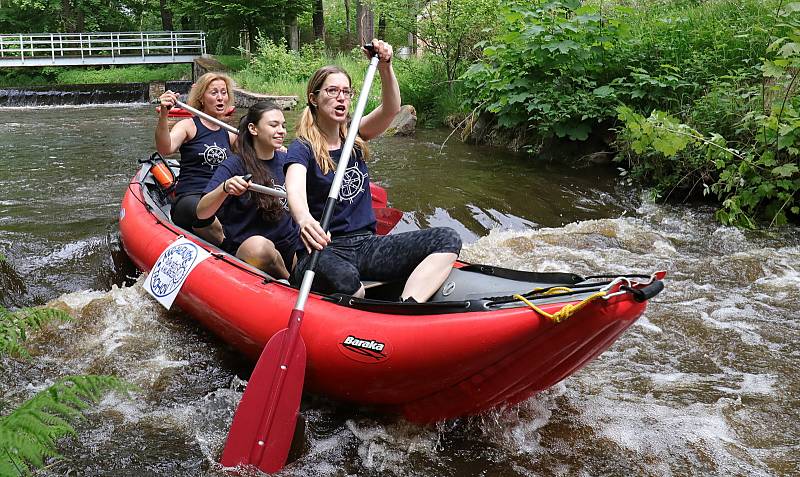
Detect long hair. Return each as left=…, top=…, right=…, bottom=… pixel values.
left=186, top=72, right=235, bottom=113
left=296, top=65, right=370, bottom=174
left=235, top=101, right=284, bottom=222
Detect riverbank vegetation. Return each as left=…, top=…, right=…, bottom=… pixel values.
left=457, top=0, right=797, bottom=228
left=0, top=64, right=190, bottom=88
left=1, top=0, right=795, bottom=227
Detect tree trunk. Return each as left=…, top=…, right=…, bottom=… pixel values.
left=356, top=0, right=374, bottom=45
left=75, top=7, right=85, bottom=32
left=344, top=0, right=351, bottom=48
left=409, top=1, right=418, bottom=54
left=288, top=16, right=299, bottom=51
left=62, top=0, right=73, bottom=32
left=312, top=0, right=325, bottom=42
left=377, top=14, right=386, bottom=40
left=159, top=0, right=174, bottom=31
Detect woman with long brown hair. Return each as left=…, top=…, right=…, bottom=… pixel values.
left=284, top=40, right=461, bottom=302
left=196, top=101, right=298, bottom=278
left=155, top=72, right=237, bottom=245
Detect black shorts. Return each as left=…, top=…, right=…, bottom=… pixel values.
left=172, top=193, right=215, bottom=230
left=290, top=227, right=462, bottom=295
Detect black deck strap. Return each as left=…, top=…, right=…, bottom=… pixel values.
left=459, top=264, right=584, bottom=284
left=621, top=280, right=665, bottom=303
left=323, top=294, right=476, bottom=316
left=585, top=274, right=652, bottom=281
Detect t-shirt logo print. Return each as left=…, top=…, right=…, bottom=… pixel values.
left=200, top=142, right=227, bottom=169
left=270, top=180, right=289, bottom=210
left=339, top=165, right=366, bottom=203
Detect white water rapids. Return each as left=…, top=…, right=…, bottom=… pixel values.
left=0, top=106, right=797, bottom=476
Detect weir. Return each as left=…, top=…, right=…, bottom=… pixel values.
left=0, top=81, right=192, bottom=107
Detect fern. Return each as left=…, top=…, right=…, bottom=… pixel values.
left=0, top=375, right=134, bottom=475
left=0, top=306, right=72, bottom=359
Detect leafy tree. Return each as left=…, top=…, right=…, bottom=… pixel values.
left=171, top=0, right=312, bottom=53
left=374, top=0, right=499, bottom=82
left=0, top=0, right=160, bottom=33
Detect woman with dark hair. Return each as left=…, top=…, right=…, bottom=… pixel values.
left=284, top=40, right=462, bottom=301
left=197, top=101, right=298, bottom=279
left=156, top=72, right=237, bottom=244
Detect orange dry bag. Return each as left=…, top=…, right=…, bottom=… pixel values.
left=143, top=152, right=175, bottom=190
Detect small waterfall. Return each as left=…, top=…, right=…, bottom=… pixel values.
left=0, top=81, right=191, bottom=107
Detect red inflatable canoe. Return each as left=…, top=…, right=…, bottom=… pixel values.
left=120, top=162, right=665, bottom=422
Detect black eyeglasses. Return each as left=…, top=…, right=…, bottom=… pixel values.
left=315, top=86, right=356, bottom=99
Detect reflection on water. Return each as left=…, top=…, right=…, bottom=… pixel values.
left=1, top=105, right=798, bottom=476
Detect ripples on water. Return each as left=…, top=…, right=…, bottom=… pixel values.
left=1, top=106, right=798, bottom=476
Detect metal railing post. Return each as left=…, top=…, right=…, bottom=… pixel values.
left=19, top=33, right=23, bottom=62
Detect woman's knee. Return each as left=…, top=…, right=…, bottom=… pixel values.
left=292, top=251, right=361, bottom=295
left=238, top=236, right=280, bottom=265
left=431, top=227, right=462, bottom=255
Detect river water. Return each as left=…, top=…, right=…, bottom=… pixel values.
left=1, top=105, right=798, bottom=476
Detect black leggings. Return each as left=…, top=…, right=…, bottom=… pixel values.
left=290, top=227, right=462, bottom=295
left=172, top=193, right=215, bottom=230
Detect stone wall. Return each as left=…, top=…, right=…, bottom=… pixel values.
left=192, top=55, right=298, bottom=110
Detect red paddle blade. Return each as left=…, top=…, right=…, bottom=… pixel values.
left=375, top=207, right=403, bottom=235
left=220, top=327, right=307, bottom=473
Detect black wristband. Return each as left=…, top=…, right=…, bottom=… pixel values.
left=222, top=180, right=229, bottom=194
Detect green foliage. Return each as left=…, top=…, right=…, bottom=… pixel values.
left=617, top=95, right=800, bottom=228
left=463, top=0, right=628, bottom=142
left=243, top=37, right=327, bottom=85
left=0, top=375, right=133, bottom=475
left=0, top=64, right=190, bottom=88
left=374, top=0, right=500, bottom=82
left=214, top=55, right=249, bottom=72
left=53, top=64, right=190, bottom=84
left=393, top=55, right=469, bottom=125
left=170, top=0, right=312, bottom=54
left=0, top=0, right=162, bottom=33
left=0, top=306, right=71, bottom=359
left=614, top=1, right=800, bottom=228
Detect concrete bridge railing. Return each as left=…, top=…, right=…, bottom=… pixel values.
left=0, top=31, right=206, bottom=67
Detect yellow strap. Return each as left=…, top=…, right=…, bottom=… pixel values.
left=514, top=291, right=607, bottom=323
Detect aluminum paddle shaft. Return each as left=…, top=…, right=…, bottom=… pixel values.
left=220, top=49, right=381, bottom=474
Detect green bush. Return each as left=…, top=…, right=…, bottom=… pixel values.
left=614, top=0, right=800, bottom=228
left=462, top=0, right=628, bottom=144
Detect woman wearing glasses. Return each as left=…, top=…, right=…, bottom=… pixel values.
left=284, top=40, right=461, bottom=302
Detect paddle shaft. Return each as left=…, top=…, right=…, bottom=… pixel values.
left=248, top=51, right=381, bottom=466
left=248, top=182, right=287, bottom=199
left=173, top=99, right=240, bottom=135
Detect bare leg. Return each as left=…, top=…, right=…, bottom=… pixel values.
left=400, top=252, right=458, bottom=302
left=236, top=236, right=289, bottom=279
left=193, top=217, right=225, bottom=245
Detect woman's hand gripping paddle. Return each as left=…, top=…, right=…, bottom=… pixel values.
left=220, top=46, right=382, bottom=474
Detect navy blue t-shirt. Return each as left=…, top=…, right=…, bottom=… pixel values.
left=284, top=140, right=376, bottom=235
left=176, top=116, right=233, bottom=196
left=204, top=152, right=299, bottom=256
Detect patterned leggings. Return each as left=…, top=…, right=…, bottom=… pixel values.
left=290, top=227, right=462, bottom=295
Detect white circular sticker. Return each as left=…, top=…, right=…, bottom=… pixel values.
left=149, top=242, right=200, bottom=297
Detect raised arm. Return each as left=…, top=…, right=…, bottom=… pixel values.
left=155, top=90, right=191, bottom=156
left=286, top=163, right=331, bottom=253
left=358, top=40, right=401, bottom=141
